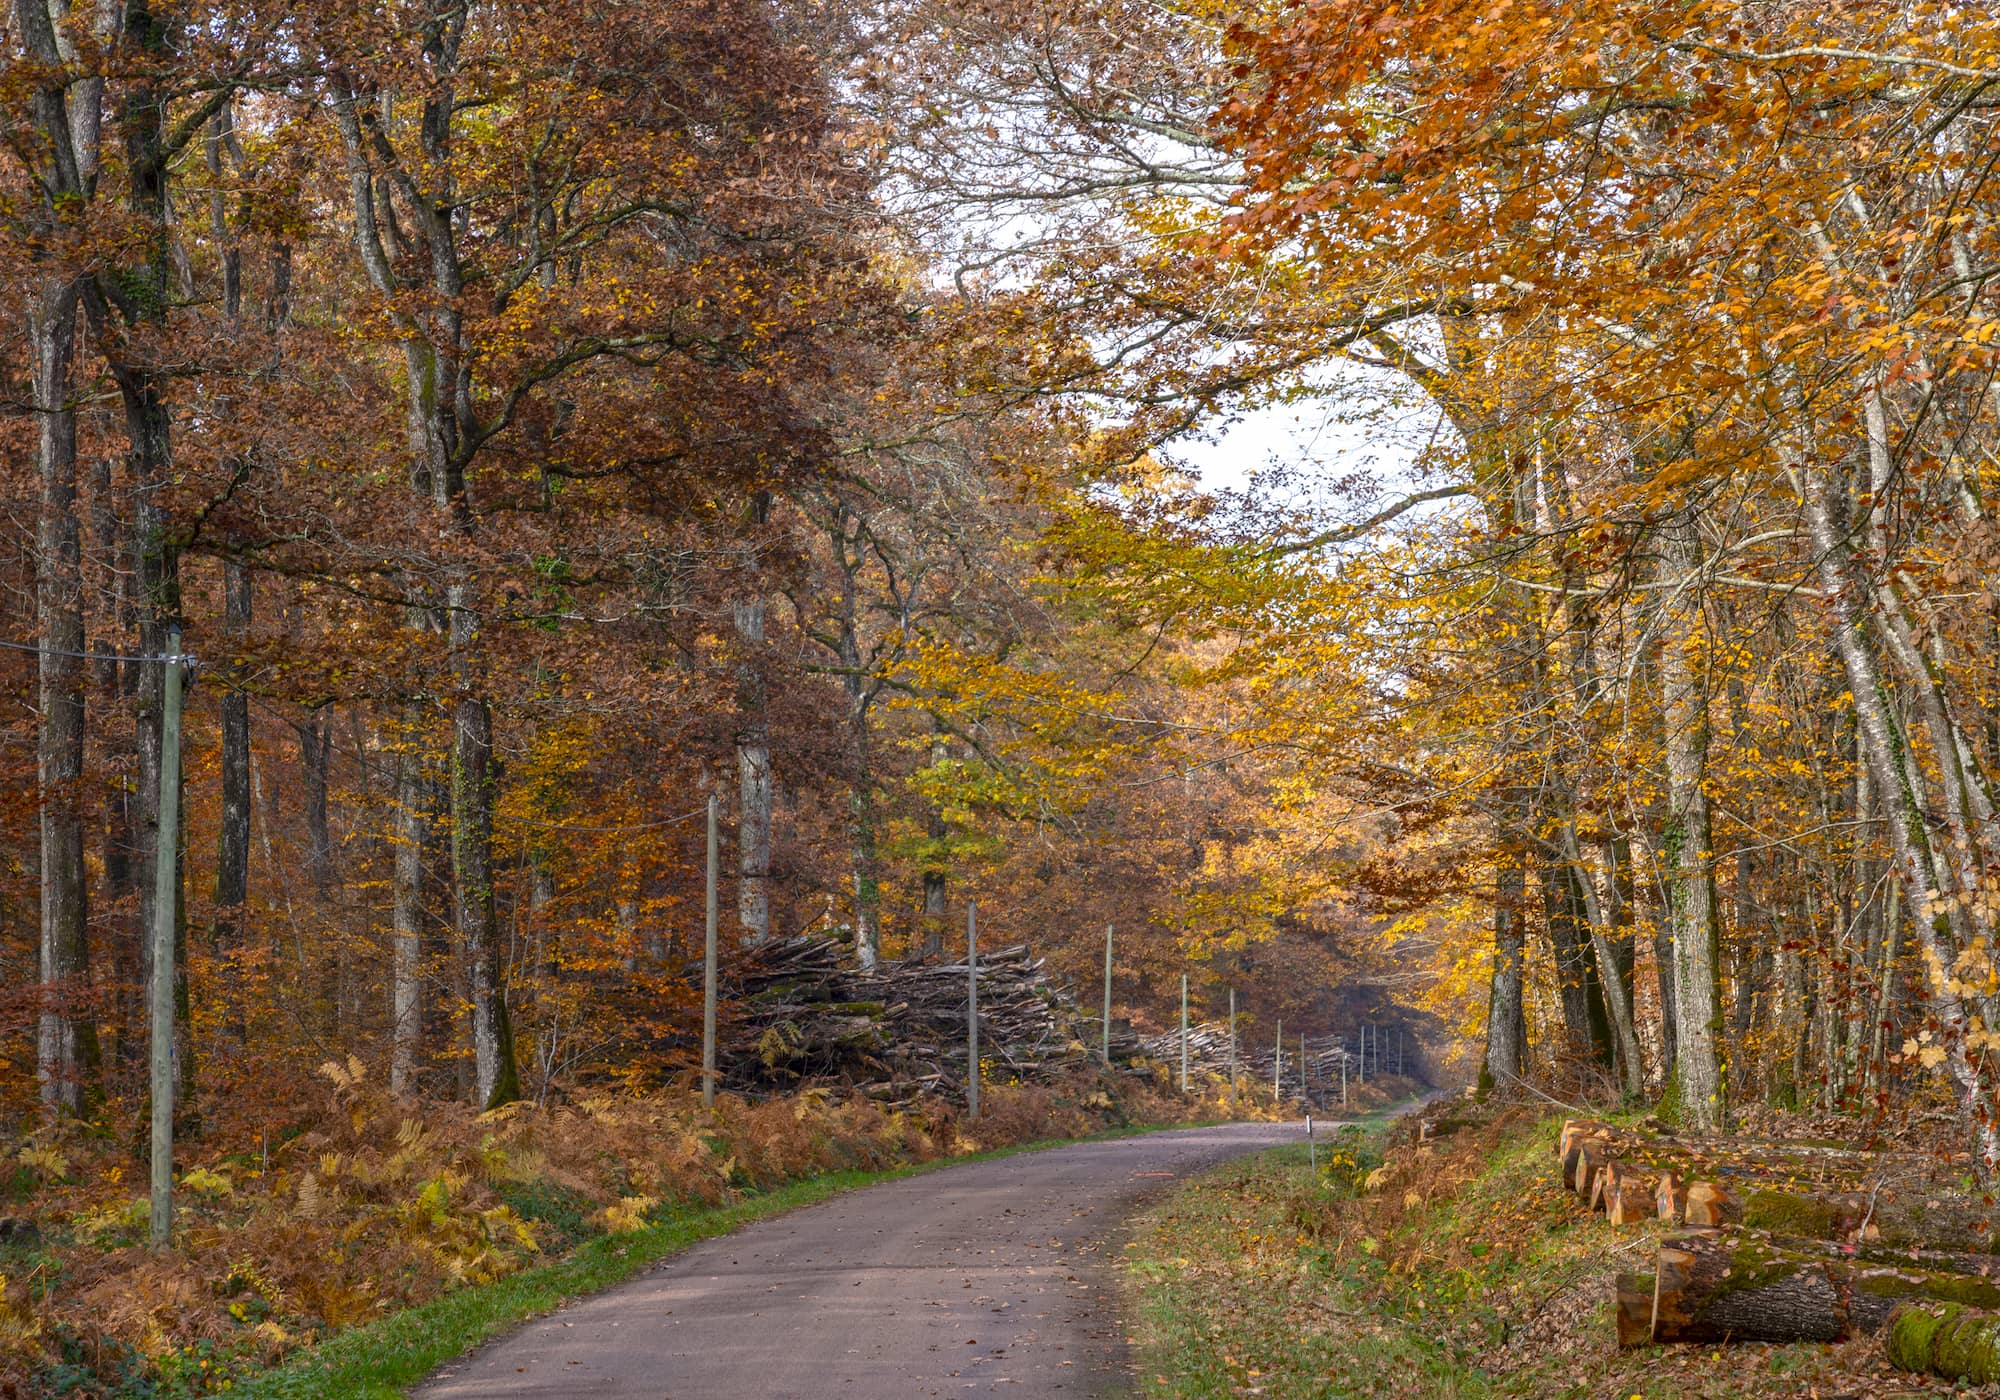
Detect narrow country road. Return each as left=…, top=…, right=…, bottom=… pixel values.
left=416, top=1120, right=1302, bottom=1398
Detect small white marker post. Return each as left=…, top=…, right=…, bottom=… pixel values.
left=1307, top=1112, right=1316, bottom=1175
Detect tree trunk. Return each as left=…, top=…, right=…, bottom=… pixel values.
left=735, top=590, right=773, bottom=945
left=1484, top=850, right=1527, bottom=1088
left=1566, top=821, right=1646, bottom=1097
left=215, top=563, right=252, bottom=1043
left=1542, top=852, right=1612, bottom=1066
left=1802, top=462, right=1997, bottom=1168
left=34, top=276, right=100, bottom=1117
left=390, top=751, right=427, bottom=1096
left=299, top=712, right=333, bottom=899
left=920, top=729, right=948, bottom=957
left=1660, top=511, right=1724, bottom=1128
left=453, top=690, right=520, bottom=1109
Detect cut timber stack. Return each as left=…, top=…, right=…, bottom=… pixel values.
left=706, top=936, right=1136, bottom=1104
left=1136, top=1025, right=1363, bottom=1109
left=1550, top=1119, right=2000, bottom=1350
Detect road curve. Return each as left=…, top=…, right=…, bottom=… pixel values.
left=415, top=1120, right=1301, bottom=1399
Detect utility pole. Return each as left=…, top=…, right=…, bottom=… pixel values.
left=1358, top=1023, right=1367, bottom=1085
left=1273, top=1019, right=1282, bottom=1100
left=702, top=793, right=719, bottom=1108
left=1101, top=923, right=1113, bottom=1067
left=1301, top=1031, right=1308, bottom=1106
left=967, top=901, right=980, bottom=1122
left=1227, top=988, right=1237, bottom=1114
left=1340, top=1041, right=1347, bottom=1107
left=1179, top=973, right=1188, bottom=1092
left=149, top=630, right=186, bottom=1250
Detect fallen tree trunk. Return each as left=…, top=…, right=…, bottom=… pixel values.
left=1644, top=1230, right=2000, bottom=1345
left=1740, top=1185, right=2000, bottom=1255
left=1885, top=1303, right=2000, bottom=1386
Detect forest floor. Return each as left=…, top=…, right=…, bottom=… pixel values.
left=1121, top=1108, right=1971, bottom=1398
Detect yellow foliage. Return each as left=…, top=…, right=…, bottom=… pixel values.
left=599, top=1195, right=659, bottom=1234
left=16, top=1145, right=68, bottom=1184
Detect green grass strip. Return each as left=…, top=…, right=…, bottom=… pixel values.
left=232, top=1119, right=1206, bottom=1399
left=1124, top=1106, right=1490, bottom=1399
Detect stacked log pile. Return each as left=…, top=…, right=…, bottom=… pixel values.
left=707, top=936, right=1139, bottom=1103
left=1551, top=1119, right=2000, bottom=1353
left=1138, top=1024, right=1358, bottom=1108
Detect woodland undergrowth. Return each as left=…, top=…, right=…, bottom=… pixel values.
left=0, top=1061, right=1235, bottom=1398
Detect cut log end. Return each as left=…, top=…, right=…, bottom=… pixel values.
left=1615, top=1272, right=1655, bottom=1348
left=1683, top=1180, right=1741, bottom=1228
left=1605, top=1162, right=1661, bottom=1226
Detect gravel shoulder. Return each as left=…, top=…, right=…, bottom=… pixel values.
left=415, top=1121, right=1300, bottom=1399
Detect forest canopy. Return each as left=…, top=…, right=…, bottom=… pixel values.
left=3, top=0, right=1998, bottom=1237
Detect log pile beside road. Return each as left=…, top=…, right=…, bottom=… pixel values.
left=1549, top=1118, right=2000, bottom=1356
left=1139, top=1024, right=1363, bottom=1110
left=708, top=936, right=1134, bottom=1103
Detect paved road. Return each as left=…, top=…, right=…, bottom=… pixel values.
left=416, top=1120, right=1302, bottom=1398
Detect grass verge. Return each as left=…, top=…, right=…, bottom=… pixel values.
left=1124, top=1126, right=1491, bottom=1399
left=233, top=1119, right=1201, bottom=1399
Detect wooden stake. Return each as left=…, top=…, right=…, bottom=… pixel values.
left=148, top=630, right=185, bottom=1250
left=1273, top=1019, right=1282, bottom=1099
left=1101, top=923, right=1113, bottom=1067
left=967, top=901, right=980, bottom=1122
left=1228, top=988, right=1237, bottom=1113
left=702, top=793, right=719, bottom=1109
left=1179, top=973, right=1189, bottom=1092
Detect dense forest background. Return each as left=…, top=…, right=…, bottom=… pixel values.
left=4, top=0, right=1998, bottom=1169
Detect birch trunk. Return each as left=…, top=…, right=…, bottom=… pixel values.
left=1802, top=462, right=1997, bottom=1169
